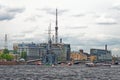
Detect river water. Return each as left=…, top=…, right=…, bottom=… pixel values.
left=0, top=65, right=119, bottom=80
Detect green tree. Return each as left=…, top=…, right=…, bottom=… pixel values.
left=1, top=54, right=6, bottom=59
left=0, top=54, right=14, bottom=61
left=0, top=54, right=2, bottom=59
left=5, top=54, right=14, bottom=61
left=3, top=49, right=9, bottom=54
left=21, top=51, right=27, bottom=60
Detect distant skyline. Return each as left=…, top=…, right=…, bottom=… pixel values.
left=0, top=0, right=120, bottom=56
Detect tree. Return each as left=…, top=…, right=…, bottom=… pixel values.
left=0, top=54, right=14, bottom=61
left=3, top=49, right=9, bottom=54
left=0, top=49, right=14, bottom=61
left=5, top=54, right=14, bottom=61
left=21, top=51, right=27, bottom=60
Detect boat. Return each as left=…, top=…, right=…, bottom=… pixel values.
left=85, top=63, right=95, bottom=67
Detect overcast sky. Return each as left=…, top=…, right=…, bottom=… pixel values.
left=0, top=0, right=120, bottom=56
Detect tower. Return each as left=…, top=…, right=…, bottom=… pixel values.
left=55, top=9, right=58, bottom=43
left=4, top=34, right=8, bottom=49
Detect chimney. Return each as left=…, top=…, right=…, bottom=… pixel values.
left=60, top=38, right=62, bottom=43
left=79, top=49, right=83, bottom=53
left=105, top=44, right=107, bottom=51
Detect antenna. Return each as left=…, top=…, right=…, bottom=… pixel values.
left=55, top=9, right=58, bottom=43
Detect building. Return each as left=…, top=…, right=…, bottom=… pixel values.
left=13, top=42, right=41, bottom=60
left=13, top=42, right=71, bottom=63
left=90, top=49, right=112, bottom=62
left=70, top=50, right=88, bottom=61
left=88, top=55, right=97, bottom=62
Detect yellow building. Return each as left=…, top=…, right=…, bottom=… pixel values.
left=88, top=55, right=97, bottom=62
left=70, top=52, right=87, bottom=61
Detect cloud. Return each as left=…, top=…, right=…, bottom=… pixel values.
left=112, top=48, right=120, bottom=52
left=112, top=48, right=120, bottom=56
left=22, top=26, right=39, bottom=34
left=112, top=4, right=120, bottom=10
left=7, top=7, right=25, bottom=13
left=12, top=34, right=25, bottom=38
left=68, top=26, right=88, bottom=29
left=60, top=34, right=120, bottom=51
left=0, top=4, right=25, bottom=21
left=96, top=15, right=117, bottom=25
left=72, top=14, right=85, bottom=17
left=37, top=8, right=68, bottom=15
left=25, top=15, right=42, bottom=22
left=61, top=36, right=83, bottom=45
left=0, top=13, right=14, bottom=21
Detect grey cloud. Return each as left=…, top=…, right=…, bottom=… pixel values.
left=12, top=34, right=25, bottom=38
left=23, top=30, right=34, bottom=34
left=11, top=37, right=34, bottom=42
left=0, top=13, right=14, bottom=21
left=25, top=15, right=42, bottom=22
left=23, top=38, right=35, bottom=42
left=7, top=7, right=25, bottom=13
left=102, top=38, right=120, bottom=46
left=112, top=4, right=120, bottom=10
left=72, top=14, right=85, bottom=17
left=60, top=35, right=120, bottom=51
left=60, top=35, right=85, bottom=45
left=68, top=26, right=88, bottom=29
left=38, top=8, right=69, bottom=15
left=78, top=37, right=120, bottom=47
left=9, top=33, right=120, bottom=53
left=59, top=9, right=69, bottom=15
left=22, top=26, right=39, bottom=34
left=97, top=22, right=117, bottom=25
left=0, top=5, right=25, bottom=21
left=96, top=16, right=117, bottom=25
left=19, top=37, right=44, bottom=43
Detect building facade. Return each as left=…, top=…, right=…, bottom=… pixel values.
left=90, top=49, right=112, bottom=62
left=70, top=50, right=88, bottom=61
left=13, top=42, right=71, bottom=63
